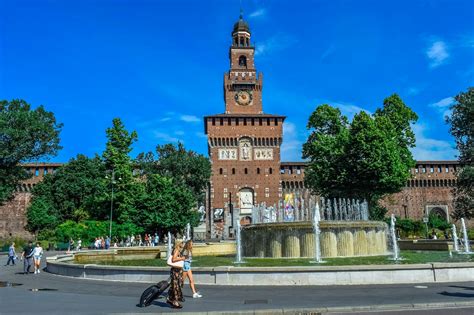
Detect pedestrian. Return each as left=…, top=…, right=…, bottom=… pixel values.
left=94, top=237, right=100, bottom=249
left=105, top=236, right=110, bottom=249
left=21, top=241, right=34, bottom=274
left=130, top=235, right=135, bottom=246
left=182, top=240, right=202, bottom=298
left=32, top=242, right=44, bottom=274
left=76, top=239, right=82, bottom=251
left=101, top=237, right=105, bottom=249
left=154, top=233, right=159, bottom=246
left=167, top=240, right=185, bottom=309
left=5, top=242, right=17, bottom=266
left=68, top=238, right=75, bottom=252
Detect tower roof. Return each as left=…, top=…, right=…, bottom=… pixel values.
left=232, top=13, right=250, bottom=34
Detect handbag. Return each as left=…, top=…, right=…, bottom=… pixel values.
left=167, top=254, right=184, bottom=269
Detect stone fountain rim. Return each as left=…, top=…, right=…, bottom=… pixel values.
left=243, top=221, right=388, bottom=229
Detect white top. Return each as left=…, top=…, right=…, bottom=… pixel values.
left=33, top=246, right=43, bottom=257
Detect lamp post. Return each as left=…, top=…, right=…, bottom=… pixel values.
left=106, top=169, right=119, bottom=241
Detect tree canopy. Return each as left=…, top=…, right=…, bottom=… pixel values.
left=0, top=99, right=62, bottom=203
left=303, top=94, right=418, bottom=219
left=447, top=87, right=474, bottom=220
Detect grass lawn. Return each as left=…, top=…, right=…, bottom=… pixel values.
left=95, top=251, right=474, bottom=267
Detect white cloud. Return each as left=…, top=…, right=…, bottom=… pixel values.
left=426, top=40, right=449, bottom=68
left=174, top=130, right=185, bottom=136
left=180, top=115, right=200, bottom=123
left=255, top=33, right=297, bottom=56
left=153, top=131, right=180, bottom=143
left=429, top=96, right=455, bottom=120
left=280, top=121, right=304, bottom=161
left=248, top=8, right=266, bottom=18
left=411, top=123, right=457, bottom=160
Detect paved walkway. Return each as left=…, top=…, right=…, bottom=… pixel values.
left=1, top=252, right=474, bottom=314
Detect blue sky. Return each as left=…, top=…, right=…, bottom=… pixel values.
left=1, top=0, right=473, bottom=163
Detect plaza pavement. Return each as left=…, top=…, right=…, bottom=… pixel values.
left=1, top=252, right=474, bottom=314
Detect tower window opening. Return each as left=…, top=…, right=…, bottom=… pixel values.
left=259, top=118, right=263, bottom=126
left=212, top=118, right=216, bottom=126
left=266, top=119, right=270, bottom=125
left=232, top=168, right=236, bottom=175
left=240, top=37, right=244, bottom=46
left=269, top=168, right=273, bottom=174
left=243, top=119, right=247, bottom=126
left=257, top=168, right=260, bottom=174
left=274, top=119, right=278, bottom=126
left=251, top=118, right=255, bottom=126
left=244, top=168, right=248, bottom=174
left=219, top=168, right=223, bottom=175
left=239, top=55, right=247, bottom=68
left=220, top=118, right=223, bottom=126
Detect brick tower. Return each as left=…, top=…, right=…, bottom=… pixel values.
left=204, top=14, right=286, bottom=239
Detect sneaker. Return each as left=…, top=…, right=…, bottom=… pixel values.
left=193, top=292, right=202, bottom=298
left=37, top=270, right=40, bottom=274
left=34, top=270, right=37, bottom=274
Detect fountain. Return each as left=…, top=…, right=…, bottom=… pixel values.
left=241, top=197, right=388, bottom=258
left=461, top=218, right=472, bottom=254
left=310, top=203, right=324, bottom=263
left=389, top=214, right=400, bottom=260
left=185, top=222, right=191, bottom=241
left=234, top=220, right=245, bottom=264
left=452, top=224, right=459, bottom=252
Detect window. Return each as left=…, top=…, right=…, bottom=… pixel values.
left=259, top=118, right=263, bottom=126
left=288, top=167, right=292, bottom=175
left=219, top=168, right=223, bottom=175
left=280, top=168, right=285, bottom=174
left=35, top=168, right=39, bottom=176
left=430, top=167, right=434, bottom=173
left=415, top=168, right=419, bottom=173
left=446, top=167, right=449, bottom=173
left=438, top=167, right=442, bottom=173
left=238, top=55, right=247, bottom=67
left=422, top=167, right=426, bottom=173
left=232, top=168, right=236, bottom=175
left=220, top=118, right=223, bottom=126
left=296, top=167, right=301, bottom=175
left=212, top=118, right=216, bottom=126
left=224, top=188, right=228, bottom=193
left=266, top=118, right=270, bottom=125
left=269, top=168, right=273, bottom=174
left=244, top=168, right=248, bottom=174
left=257, top=168, right=260, bottom=174
left=274, top=119, right=278, bottom=126
left=43, top=168, right=48, bottom=175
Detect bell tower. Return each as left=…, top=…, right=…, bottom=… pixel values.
left=224, top=13, right=263, bottom=114
left=204, top=13, right=285, bottom=239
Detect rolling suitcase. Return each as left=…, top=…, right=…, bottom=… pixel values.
left=138, top=279, right=170, bottom=307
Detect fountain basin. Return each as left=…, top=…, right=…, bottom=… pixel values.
left=242, top=221, right=388, bottom=258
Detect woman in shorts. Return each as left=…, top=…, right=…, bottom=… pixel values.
left=32, top=242, right=43, bottom=274
left=182, top=240, right=202, bottom=298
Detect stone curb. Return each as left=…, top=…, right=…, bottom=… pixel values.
left=111, top=301, right=474, bottom=314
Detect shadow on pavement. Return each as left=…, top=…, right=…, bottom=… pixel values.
left=449, top=285, right=474, bottom=291
left=439, top=291, right=474, bottom=298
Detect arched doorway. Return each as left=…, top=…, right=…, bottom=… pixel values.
left=239, top=188, right=254, bottom=215
left=429, top=207, right=447, bottom=220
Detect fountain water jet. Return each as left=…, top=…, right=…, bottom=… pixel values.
left=389, top=214, right=400, bottom=260
left=461, top=218, right=472, bottom=254
left=310, top=203, right=324, bottom=263
left=452, top=224, right=459, bottom=252
left=167, top=231, right=172, bottom=259
left=234, top=220, right=245, bottom=264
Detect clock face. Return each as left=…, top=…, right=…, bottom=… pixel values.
left=234, top=90, right=253, bottom=106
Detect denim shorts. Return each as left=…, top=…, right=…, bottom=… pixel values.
left=183, top=260, right=191, bottom=271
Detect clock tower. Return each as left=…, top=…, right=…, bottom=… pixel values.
left=204, top=14, right=286, bottom=239
left=224, top=13, right=263, bottom=114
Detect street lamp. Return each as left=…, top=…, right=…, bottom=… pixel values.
left=105, top=169, right=121, bottom=241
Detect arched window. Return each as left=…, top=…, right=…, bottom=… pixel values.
left=239, top=55, right=247, bottom=67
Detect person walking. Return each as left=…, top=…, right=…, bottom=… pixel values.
left=105, top=236, right=110, bottom=249
left=167, top=240, right=185, bottom=309
left=5, top=242, right=17, bottom=266
left=182, top=240, right=202, bottom=298
left=21, top=241, right=34, bottom=274
left=32, top=242, right=44, bottom=274
left=154, top=233, right=159, bottom=246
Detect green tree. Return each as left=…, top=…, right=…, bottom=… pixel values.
left=26, top=155, right=105, bottom=234
left=0, top=99, right=62, bottom=203
left=447, top=87, right=474, bottom=219
left=138, top=174, right=198, bottom=234
left=101, top=118, right=141, bottom=225
left=137, top=142, right=211, bottom=203
left=303, top=94, right=417, bottom=220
